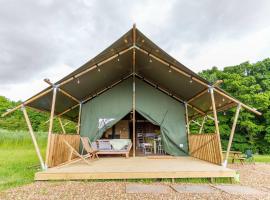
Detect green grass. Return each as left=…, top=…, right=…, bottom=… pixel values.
left=254, top=155, right=270, bottom=162
left=0, top=129, right=47, bottom=191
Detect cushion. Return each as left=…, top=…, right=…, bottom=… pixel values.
left=109, top=139, right=131, bottom=151
left=98, top=141, right=112, bottom=150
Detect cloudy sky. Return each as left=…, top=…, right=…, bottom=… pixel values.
left=1, top=0, right=270, bottom=101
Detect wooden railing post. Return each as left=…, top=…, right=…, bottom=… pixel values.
left=45, top=86, right=58, bottom=167
left=209, top=87, right=223, bottom=165
left=21, top=106, right=45, bottom=170
left=223, top=104, right=241, bottom=167
left=77, top=102, right=82, bottom=135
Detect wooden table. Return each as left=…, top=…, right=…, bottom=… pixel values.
left=223, top=151, right=245, bottom=165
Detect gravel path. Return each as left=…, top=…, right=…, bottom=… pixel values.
left=0, top=164, right=269, bottom=200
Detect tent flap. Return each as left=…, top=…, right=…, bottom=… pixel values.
left=135, top=78, right=188, bottom=156
left=80, top=78, right=132, bottom=141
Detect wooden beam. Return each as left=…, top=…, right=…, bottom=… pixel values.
left=223, top=104, right=241, bottom=167
left=191, top=120, right=202, bottom=127
left=187, top=89, right=208, bottom=103
left=58, top=117, right=66, bottom=134
left=1, top=88, right=53, bottom=117
left=209, top=87, right=223, bottom=165
left=45, top=87, right=58, bottom=167
left=59, top=46, right=133, bottom=87
left=135, top=45, right=209, bottom=88
left=22, top=106, right=45, bottom=170
left=58, top=88, right=80, bottom=104
left=132, top=23, right=136, bottom=157
left=77, top=103, right=82, bottom=135
left=44, top=79, right=80, bottom=104
left=199, top=116, right=206, bottom=134
left=214, top=88, right=261, bottom=115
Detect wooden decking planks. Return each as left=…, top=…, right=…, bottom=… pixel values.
left=35, top=157, right=235, bottom=180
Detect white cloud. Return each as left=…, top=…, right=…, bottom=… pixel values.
left=0, top=0, right=269, bottom=101
left=171, top=27, right=270, bottom=71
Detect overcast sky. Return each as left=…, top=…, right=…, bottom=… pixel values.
left=1, top=0, right=270, bottom=101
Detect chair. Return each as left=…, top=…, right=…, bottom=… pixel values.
left=57, top=140, right=91, bottom=168
left=245, top=149, right=254, bottom=163
left=81, top=137, right=99, bottom=160
left=157, top=137, right=164, bottom=155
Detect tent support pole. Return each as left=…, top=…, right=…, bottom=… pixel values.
left=132, top=23, right=136, bottom=157
left=22, top=106, right=45, bottom=170
left=45, top=86, right=58, bottom=167
left=210, top=87, right=223, bottom=165
left=223, top=104, right=241, bottom=167
left=184, top=103, right=190, bottom=153
left=199, top=116, right=206, bottom=134
left=77, top=103, right=82, bottom=135
left=58, top=117, right=66, bottom=134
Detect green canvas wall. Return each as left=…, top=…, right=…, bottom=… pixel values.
left=80, top=77, right=188, bottom=156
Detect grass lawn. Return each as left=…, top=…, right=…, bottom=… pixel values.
left=0, top=129, right=47, bottom=191
left=0, top=147, right=45, bottom=191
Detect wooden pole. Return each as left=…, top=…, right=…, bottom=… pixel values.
left=209, top=87, right=223, bottom=165
left=199, top=116, right=206, bottom=134
left=22, top=106, right=45, bottom=170
left=132, top=24, right=136, bottom=157
left=58, top=117, right=66, bottom=134
left=224, top=104, right=241, bottom=167
left=1, top=88, right=53, bottom=117
left=214, top=88, right=261, bottom=115
left=185, top=102, right=190, bottom=153
left=45, top=86, right=57, bottom=167
left=77, top=103, right=82, bottom=135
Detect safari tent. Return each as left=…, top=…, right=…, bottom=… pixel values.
left=2, top=25, right=261, bottom=180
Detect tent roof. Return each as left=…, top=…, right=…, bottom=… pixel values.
left=2, top=26, right=261, bottom=121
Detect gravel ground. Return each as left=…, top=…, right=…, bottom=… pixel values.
left=0, top=164, right=269, bottom=200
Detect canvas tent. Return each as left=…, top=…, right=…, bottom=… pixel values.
left=2, top=25, right=261, bottom=171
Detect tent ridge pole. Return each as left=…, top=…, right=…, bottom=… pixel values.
left=21, top=106, right=45, bottom=170
left=45, top=86, right=58, bottom=167
left=209, top=87, right=223, bottom=165
left=223, top=103, right=241, bottom=167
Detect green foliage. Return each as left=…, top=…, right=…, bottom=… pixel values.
left=199, top=58, right=270, bottom=154
left=0, top=96, right=77, bottom=133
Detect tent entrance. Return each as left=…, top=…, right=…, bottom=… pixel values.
left=80, top=78, right=188, bottom=157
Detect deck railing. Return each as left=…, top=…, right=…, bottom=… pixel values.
left=188, top=133, right=222, bottom=165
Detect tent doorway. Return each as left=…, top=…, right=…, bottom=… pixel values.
left=99, top=111, right=168, bottom=157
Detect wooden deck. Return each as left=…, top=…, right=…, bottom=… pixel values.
left=35, top=156, right=235, bottom=180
